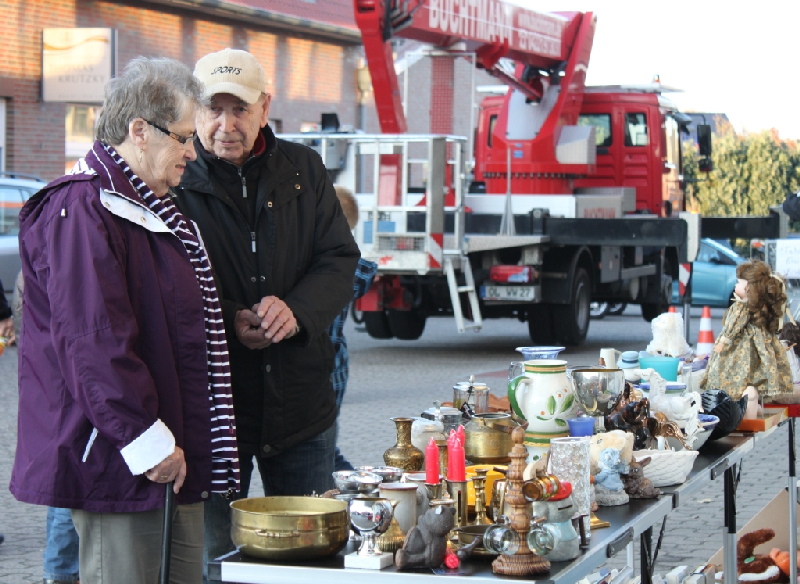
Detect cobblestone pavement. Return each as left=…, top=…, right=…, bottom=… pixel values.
left=1, top=307, right=797, bottom=583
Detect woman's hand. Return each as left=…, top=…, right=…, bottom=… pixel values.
left=145, top=446, right=187, bottom=494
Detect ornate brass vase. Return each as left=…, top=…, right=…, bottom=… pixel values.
left=383, top=417, right=424, bottom=472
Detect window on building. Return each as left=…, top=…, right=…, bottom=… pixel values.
left=300, top=122, right=319, bottom=133
left=65, top=105, right=100, bottom=173
left=624, top=113, right=649, bottom=147
left=269, top=119, right=283, bottom=134
left=578, top=113, right=612, bottom=147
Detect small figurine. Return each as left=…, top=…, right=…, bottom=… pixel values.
left=589, top=430, right=634, bottom=475
left=605, top=398, right=651, bottom=449
left=621, top=457, right=660, bottom=499
left=395, top=506, right=456, bottom=570
left=593, top=448, right=629, bottom=507
left=645, top=412, right=691, bottom=450
left=736, top=529, right=784, bottom=584
left=702, top=260, right=793, bottom=401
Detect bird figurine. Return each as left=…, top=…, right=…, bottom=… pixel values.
left=637, top=369, right=702, bottom=445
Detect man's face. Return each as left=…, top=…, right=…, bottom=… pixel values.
left=197, top=93, right=270, bottom=166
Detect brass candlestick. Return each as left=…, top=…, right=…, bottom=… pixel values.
left=435, top=439, right=448, bottom=481
left=492, top=427, right=550, bottom=576
left=471, top=468, right=492, bottom=525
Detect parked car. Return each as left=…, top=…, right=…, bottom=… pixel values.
left=671, top=238, right=745, bottom=307
left=0, top=173, right=45, bottom=292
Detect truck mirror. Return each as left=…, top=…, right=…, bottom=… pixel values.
left=697, top=124, right=712, bottom=156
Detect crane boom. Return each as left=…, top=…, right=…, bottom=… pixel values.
left=354, top=0, right=586, bottom=133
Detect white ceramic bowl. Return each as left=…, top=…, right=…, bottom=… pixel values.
left=632, top=449, right=699, bottom=487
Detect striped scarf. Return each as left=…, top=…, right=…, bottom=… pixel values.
left=104, top=144, right=240, bottom=494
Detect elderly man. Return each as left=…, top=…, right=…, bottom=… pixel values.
left=174, top=49, right=359, bottom=579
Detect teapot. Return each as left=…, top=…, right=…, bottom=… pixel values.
left=508, top=360, right=579, bottom=461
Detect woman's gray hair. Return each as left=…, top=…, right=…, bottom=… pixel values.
left=95, top=56, right=207, bottom=145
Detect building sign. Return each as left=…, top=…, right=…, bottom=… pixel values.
left=42, top=28, right=116, bottom=103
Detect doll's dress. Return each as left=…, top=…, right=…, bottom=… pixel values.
left=701, top=298, right=792, bottom=400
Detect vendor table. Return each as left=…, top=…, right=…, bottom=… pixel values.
left=210, top=422, right=795, bottom=584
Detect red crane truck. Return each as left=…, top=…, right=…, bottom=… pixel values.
left=341, top=1, right=704, bottom=345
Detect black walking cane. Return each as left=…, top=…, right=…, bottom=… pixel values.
left=160, top=482, right=175, bottom=584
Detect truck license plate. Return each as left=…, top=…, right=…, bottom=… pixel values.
left=480, top=285, right=536, bottom=301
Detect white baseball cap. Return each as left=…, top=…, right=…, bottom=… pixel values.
left=193, top=48, right=266, bottom=104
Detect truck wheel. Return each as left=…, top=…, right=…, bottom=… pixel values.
left=386, top=309, right=427, bottom=340
left=364, top=311, right=394, bottom=339
left=553, top=268, right=591, bottom=346
left=527, top=305, right=555, bottom=344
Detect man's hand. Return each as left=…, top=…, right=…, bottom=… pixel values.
left=0, top=318, right=15, bottom=345
left=253, top=296, right=298, bottom=344
left=145, top=446, right=187, bottom=494
left=234, top=309, right=272, bottom=350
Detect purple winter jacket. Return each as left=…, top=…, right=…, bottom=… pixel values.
left=10, top=143, right=213, bottom=512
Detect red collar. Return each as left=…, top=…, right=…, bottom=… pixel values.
left=252, top=131, right=266, bottom=157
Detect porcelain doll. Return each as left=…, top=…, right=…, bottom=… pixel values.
left=701, top=260, right=792, bottom=404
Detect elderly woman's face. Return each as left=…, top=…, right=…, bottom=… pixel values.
left=146, top=115, right=197, bottom=196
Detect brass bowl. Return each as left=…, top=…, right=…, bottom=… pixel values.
left=230, top=497, right=349, bottom=561
left=455, top=524, right=490, bottom=546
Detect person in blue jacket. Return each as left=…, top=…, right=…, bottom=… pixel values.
left=329, top=187, right=377, bottom=471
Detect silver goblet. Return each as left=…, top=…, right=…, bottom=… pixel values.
left=349, top=497, right=394, bottom=556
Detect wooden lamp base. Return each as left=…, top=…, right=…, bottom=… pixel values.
left=492, top=552, right=550, bottom=576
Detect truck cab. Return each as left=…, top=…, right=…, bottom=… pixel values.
left=473, top=86, right=688, bottom=217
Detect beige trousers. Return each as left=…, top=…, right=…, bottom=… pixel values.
left=71, top=502, right=204, bottom=584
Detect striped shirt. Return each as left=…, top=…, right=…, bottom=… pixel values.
left=104, top=144, right=240, bottom=494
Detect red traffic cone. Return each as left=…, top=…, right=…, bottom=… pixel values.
left=696, top=306, right=715, bottom=356
left=668, top=306, right=676, bottom=313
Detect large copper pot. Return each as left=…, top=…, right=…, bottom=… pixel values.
left=230, top=497, right=349, bottom=561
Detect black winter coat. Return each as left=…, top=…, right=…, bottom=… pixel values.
left=174, top=127, right=360, bottom=456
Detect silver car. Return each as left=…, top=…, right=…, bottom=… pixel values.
left=0, top=173, right=45, bottom=292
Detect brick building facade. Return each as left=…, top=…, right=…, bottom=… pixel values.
left=0, top=0, right=497, bottom=181
left=0, top=0, right=364, bottom=180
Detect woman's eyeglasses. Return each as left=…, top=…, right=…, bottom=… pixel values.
left=146, top=120, right=196, bottom=145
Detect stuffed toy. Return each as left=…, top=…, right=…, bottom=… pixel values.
left=768, top=548, right=800, bottom=578
left=645, top=311, right=691, bottom=358
left=736, top=529, right=786, bottom=583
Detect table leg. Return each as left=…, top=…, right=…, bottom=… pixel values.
left=788, top=418, right=797, bottom=584
left=723, top=464, right=737, bottom=584
left=640, top=526, right=653, bottom=584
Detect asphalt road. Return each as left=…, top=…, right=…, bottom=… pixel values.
left=1, top=306, right=797, bottom=583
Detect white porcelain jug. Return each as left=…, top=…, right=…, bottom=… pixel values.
left=508, top=360, right=579, bottom=461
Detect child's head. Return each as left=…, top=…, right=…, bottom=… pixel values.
left=334, top=186, right=358, bottom=230
left=736, top=260, right=787, bottom=333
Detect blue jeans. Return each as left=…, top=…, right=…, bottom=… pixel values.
left=203, top=423, right=336, bottom=583
left=44, top=507, right=80, bottom=582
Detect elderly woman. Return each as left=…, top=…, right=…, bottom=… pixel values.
left=10, top=57, right=239, bottom=584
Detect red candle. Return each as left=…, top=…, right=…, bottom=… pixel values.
left=456, top=425, right=465, bottom=450
left=450, top=437, right=466, bottom=481
left=447, top=430, right=458, bottom=480
left=425, top=437, right=440, bottom=484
